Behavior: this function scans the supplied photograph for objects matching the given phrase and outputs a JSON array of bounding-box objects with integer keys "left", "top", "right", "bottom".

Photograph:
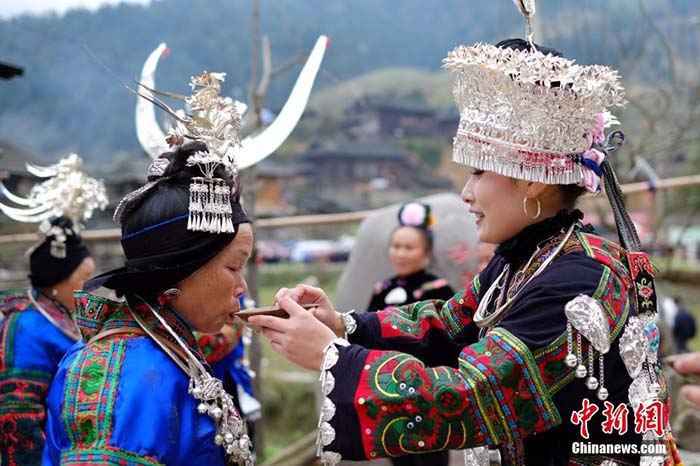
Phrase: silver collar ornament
[{"left": 132, "top": 299, "right": 254, "bottom": 465}]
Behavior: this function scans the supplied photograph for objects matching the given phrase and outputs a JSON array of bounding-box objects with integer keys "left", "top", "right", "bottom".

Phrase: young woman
[
  {"left": 251, "top": 37, "right": 681, "bottom": 466},
  {"left": 368, "top": 202, "right": 454, "bottom": 313},
  {"left": 0, "top": 156, "right": 105, "bottom": 466},
  {"left": 43, "top": 73, "right": 255, "bottom": 466}
]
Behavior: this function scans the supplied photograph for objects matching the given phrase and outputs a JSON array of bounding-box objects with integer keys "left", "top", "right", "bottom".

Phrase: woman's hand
[
  {"left": 275, "top": 284, "right": 344, "bottom": 338},
  {"left": 250, "top": 297, "right": 337, "bottom": 371},
  {"left": 674, "top": 352, "right": 700, "bottom": 408}
]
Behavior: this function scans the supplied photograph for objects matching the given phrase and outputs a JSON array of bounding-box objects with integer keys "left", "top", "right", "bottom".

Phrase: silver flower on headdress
[
  {"left": 0, "top": 153, "right": 108, "bottom": 257},
  {"left": 131, "top": 70, "right": 243, "bottom": 234}
]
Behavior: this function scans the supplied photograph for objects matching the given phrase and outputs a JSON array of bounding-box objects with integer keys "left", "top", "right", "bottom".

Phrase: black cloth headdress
[{"left": 85, "top": 142, "right": 250, "bottom": 296}]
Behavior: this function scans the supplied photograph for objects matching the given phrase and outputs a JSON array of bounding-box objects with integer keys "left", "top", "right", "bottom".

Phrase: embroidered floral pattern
[
  {"left": 61, "top": 445, "right": 164, "bottom": 465},
  {"left": 62, "top": 338, "right": 129, "bottom": 449},
  {"left": 197, "top": 322, "right": 243, "bottom": 364},
  {"left": 344, "top": 327, "right": 559, "bottom": 460},
  {"left": 0, "top": 289, "right": 76, "bottom": 465},
  {"left": 376, "top": 278, "right": 479, "bottom": 340}
]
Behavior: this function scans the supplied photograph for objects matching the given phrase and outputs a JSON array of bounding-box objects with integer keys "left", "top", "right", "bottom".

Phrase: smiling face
[
  {"left": 461, "top": 169, "right": 570, "bottom": 244},
  {"left": 461, "top": 169, "right": 533, "bottom": 244},
  {"left": 172, "top": 223, "right": 253, "bottom": 333},
  {"left": 388, "top": 226, "right": 431, "bottom": 278}
]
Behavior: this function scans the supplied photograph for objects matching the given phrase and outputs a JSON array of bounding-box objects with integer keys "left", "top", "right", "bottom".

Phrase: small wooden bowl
[{"left": 236, "top": 303, "right": 318, "bottom": 323}]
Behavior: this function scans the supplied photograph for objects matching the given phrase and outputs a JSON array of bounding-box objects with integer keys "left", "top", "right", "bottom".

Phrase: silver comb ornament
[{"left": 0, "top": 153, "right": 108, "bottom": 257}]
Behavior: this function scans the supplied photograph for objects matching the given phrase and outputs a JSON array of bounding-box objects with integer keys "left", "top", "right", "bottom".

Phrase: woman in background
[
  {"left": 0, "top": 155, "right": 106, "bottom": 466},
  {"left": 366, "top": 201, "right": 454, "bottom": 466},
  {"left": 368, "top": 201, "right": 454, "bottom": 313}
]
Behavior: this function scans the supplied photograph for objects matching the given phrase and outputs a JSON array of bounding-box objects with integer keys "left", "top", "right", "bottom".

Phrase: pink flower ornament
[
  {"left": 580, "top": 148, "right": 606, "bottom": 193},
  {"left": 399, "top": 202, "right": 428, "bottom": 227}
]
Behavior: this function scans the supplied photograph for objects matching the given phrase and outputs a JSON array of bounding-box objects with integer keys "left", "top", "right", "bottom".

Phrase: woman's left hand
[{"left": 249, "top": 297, "right": 337, "bottom": 371}]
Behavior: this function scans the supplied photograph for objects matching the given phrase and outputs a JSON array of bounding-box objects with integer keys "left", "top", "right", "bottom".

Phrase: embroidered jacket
[
  {"left": 43, "top": 293, "right": 227, "bottom": 466},
  {"left": 367, "top": 269, "right": 454, "bottom": 312},
  {"left": 0, "top": 289, "right": 80, "bottom": 466},
  {"left": 322, "top": 213, "right": 681, "bottom": 466}
]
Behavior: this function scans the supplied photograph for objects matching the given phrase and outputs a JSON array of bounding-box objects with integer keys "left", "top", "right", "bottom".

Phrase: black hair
[
  {"left": 560, "top": 184, "right": 588, "bottom": 209},
  {"left": 391, "top": 225, "right": 434, "bottom": 254},
  {"left": 495, "top": 38, "right": 565, "bottom": 58}
]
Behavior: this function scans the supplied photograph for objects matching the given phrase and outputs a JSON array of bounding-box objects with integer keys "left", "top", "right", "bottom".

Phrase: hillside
[{"left": 0, "top": 0, "right": 697, "bottom": 164}]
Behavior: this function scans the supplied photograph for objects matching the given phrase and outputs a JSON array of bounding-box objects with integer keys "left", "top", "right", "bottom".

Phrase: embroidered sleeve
[
  {"left": 0, "top": 312, "right": 54, "bottom": 465},
  {"left": 322, "top": 327, "right": 560, "bottom": 461},
  {"left": 57, "top": 447, "right": 165, "bottom": 465},
  {"left": 0, "top": 368, "right": 51, "bottom": 466},
  {"left": 349, "top": 277, "right": 481, "bottom": 366}
]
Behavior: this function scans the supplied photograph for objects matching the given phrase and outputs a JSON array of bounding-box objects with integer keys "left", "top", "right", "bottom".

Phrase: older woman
[
  {"left": 252, "top": 31, "right": 682, "bottom": 466},
  {"left": 0, "top": 156, "right": 106, "bottom": 466},
  {"left": 43, "top": 73, "right": 254, "bottom": 466}
]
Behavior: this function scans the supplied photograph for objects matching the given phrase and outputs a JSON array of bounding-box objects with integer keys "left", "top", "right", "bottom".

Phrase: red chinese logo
[
  {"left": 601, "top": 401, "right": 629, "bottom": 435},
  {"left": 634, "top": 400, "right": 665, "bottom": 437},
  {"left": 570, "top": 398, "right": 599, "bottom": 439},
  {"left": 572, "top": 398, "right": 666, "bottom": 438}
]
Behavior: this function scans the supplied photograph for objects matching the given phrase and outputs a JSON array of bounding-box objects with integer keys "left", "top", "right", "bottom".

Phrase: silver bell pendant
[
  {"left": 575, "top": 365, "right": 587, "bottom": 378},
  {"left": 564, "top": 353, "right": 578, "bottom": 368},
  {"left": 585, "top": 377, "right": 599, "bottom": 390},
  {"left": 597, "top": 387, "right": 609, "bottom": 401}
]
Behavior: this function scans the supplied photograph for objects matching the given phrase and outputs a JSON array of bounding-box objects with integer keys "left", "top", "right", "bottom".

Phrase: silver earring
[
  {"left": 522, "top": 196, "right": 541, "bottom": 220},
  {"left": 163, "top": 288, "right": 181, "bottom": 299},
  {"left": 51, "top": 288, "right": 58, "bottom": 297}
]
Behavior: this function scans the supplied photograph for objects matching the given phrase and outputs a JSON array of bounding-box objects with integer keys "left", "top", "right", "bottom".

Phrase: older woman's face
[
  {"left": 461, "top": 170, "right": 530, "bottom": 244},
  {"left": 54, "top": 256, "right": 95, "bottom": 312},
  {"left": 174, "top": 223, "right": 253, "bottom": 333},
  {"left": 388, "top": 226, "right": 431, "bottom": 278}
]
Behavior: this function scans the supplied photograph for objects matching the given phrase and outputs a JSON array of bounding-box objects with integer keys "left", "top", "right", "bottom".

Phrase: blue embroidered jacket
[
  {"left": 43, "top": 293, "right": 227, "bottom": 466},
  {"left": 0, "top": 289, "right": 79, "bottom": 466}
]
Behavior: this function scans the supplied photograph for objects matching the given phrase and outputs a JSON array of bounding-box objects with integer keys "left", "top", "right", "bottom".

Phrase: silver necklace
[
  {"left": 129, "top": 297, "right": 254, "bottom": 466},
  {"left": 27, "top": 288, "right": 80, "bottom": 341},
  {"left": 474, "top": 223, "right": 576, "bottom": 329}
]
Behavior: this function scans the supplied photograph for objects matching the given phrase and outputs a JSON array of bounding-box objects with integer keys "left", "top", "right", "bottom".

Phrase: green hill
[{"left": 0, "top": 0, "right": 697, "bottom": 164}]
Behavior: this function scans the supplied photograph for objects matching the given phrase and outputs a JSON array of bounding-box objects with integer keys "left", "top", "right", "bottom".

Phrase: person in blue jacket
[
  {"left": 0, "top": 153, "right": 106, "bottom": 466},
  {"left": 44, "top": 73, "right": 256, "bottom": 466}
]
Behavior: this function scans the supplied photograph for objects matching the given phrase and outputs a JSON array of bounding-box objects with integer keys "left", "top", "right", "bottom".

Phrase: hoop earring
[
  {"left": 158, "top": 288, "right": 181, "bottom": 306},
  {"left": 523, "top": 196, "right": 541, "bottom": 220}
]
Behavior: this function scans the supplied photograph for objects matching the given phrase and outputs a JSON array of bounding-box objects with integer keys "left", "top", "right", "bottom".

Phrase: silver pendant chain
[
  {"left": 27, "top": 287, "right": 80, "bottom": 341},
  {"left": 129, "top": 297, "right": 254, "bottom": 466},
  {"left": 474, "top": 223, "right": 576, "bottom": 329}
]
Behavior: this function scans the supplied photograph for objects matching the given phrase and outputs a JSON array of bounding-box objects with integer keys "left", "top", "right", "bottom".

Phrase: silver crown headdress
[
  {"left": 443, "top": 2, "right": 625, "bottom": 185},
  {"left": 132, "top": 71, "right": 243, "bottom": 234},
  {"left": 0, "top": 153, "right": 108, "bottom": 258}
]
